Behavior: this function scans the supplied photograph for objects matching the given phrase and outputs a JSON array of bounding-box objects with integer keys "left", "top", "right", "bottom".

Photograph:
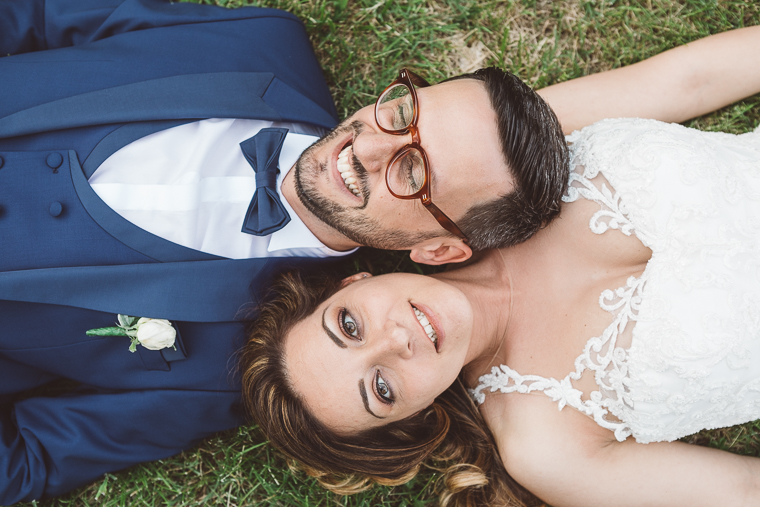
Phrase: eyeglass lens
[
  {"left": 376, "top": 84, "right": 414, "bottom": 130},
  {"left": 387, "top": 147, "right": 425, "bottom": 196},
  {"left": 377, "top": 84, "right": 426, "bottom": 197}
]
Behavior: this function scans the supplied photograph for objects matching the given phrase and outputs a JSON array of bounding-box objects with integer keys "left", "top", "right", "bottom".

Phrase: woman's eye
[
  {"left": 339, "top": 309, "right": 359, "bottom": 339},
  {"left": 375, "top": 371, "right": 393, "bottom": 403}
]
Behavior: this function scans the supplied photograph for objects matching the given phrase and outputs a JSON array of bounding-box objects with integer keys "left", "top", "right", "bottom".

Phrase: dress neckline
[{"left": 470, "top": 154, "right": 650, "bottom": 442}]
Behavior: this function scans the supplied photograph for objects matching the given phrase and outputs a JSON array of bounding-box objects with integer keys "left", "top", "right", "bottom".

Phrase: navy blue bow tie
[{"left": 240, "top": 127, "right": 291, "bottom": 236}]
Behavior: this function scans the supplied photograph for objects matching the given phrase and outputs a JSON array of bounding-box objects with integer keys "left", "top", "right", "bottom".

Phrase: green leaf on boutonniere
[
  {"left": 86, "top": 327, "right": 129, "bottom": 337},
  {"left": 87, "top": 314, "right": 175, "bottom": 353},
  {"left": 118, "top": 314, "right": 139, "bottom": 328}
]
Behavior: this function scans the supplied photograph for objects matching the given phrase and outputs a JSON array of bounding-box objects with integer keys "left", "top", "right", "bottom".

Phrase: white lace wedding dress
[{"left": 472, "top": 118, "right": 760, "bottom": 443}]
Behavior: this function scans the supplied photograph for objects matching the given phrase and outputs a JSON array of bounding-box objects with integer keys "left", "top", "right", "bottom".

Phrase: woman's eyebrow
[
  {"left": 322, "top": 307, "right": 347, "bottom": 349},
  {"left": 358, "top": 379, "right": 384, "bottom": 419}
]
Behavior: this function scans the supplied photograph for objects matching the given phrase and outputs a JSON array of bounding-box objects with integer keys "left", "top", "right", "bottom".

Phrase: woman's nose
[{"left": 379, "top": 321, "right": 413, "bottom": 360}]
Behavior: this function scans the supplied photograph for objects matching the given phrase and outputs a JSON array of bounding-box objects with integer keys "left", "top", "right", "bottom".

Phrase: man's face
[{"left": 294, "top": 78, "right": 512, "bottom": 250}]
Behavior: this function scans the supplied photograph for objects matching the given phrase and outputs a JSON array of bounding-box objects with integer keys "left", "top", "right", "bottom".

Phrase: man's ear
[
  {"left": 340, "top": 272, "right": 372, "bottom": 288},
  {"left": 409, "top": 239, "right": 472, "bottom": 266}
]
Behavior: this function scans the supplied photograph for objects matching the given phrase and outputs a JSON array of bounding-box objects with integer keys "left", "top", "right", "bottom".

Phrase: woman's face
[{"left": 284, "top": 272, "right": 474, "bottom": 434}]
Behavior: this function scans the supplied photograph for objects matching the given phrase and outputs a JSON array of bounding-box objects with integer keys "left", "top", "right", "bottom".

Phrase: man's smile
[
  {"left": 328, "top": 132, "right": 364, "bottom": 204},
  {"left": 337, "top": 144, "right": 362, "bottom": 198}
]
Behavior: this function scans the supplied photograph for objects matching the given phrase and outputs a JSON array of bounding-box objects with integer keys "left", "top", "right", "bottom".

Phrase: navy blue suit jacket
[{"left": 0, "top": 0, "right": 338, "bottom": 502}]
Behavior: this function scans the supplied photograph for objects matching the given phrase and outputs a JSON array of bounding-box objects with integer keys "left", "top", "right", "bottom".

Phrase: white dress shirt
[{"left": 89, "top": 118, "right": 354, "bottom": 259}]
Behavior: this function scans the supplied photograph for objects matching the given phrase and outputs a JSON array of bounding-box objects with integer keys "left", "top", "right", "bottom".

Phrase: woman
[{"left": 240, "top": 27, "right": 760, "bottom": 506}]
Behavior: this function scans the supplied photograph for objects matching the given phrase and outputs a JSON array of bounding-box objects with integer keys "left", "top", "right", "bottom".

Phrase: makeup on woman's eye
[
  {"left": 374, "top": 370, "right": 394, "bottom": 404},
  {"left": 338, "top": 308, "right": 360, "bottom": 340}
]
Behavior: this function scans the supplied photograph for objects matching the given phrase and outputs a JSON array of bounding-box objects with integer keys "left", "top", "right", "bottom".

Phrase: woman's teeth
[
  {"left": 337, "top": 145, "right": 361, "bottom": 197},
  {"left": 413, "top": 306, "right": 438, "bottom": 346}
]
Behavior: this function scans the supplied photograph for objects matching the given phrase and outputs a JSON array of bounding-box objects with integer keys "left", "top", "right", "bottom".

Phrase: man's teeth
[
  {"left": 337, "top": 145, "right": 361, "bottom": 197},
  {"left": 413, "top": 306, "right": 438, "bottom": 345}
]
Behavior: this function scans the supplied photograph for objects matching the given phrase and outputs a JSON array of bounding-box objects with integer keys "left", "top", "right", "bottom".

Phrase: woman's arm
[
  {"left": 524, "top": 432, "right": 760, "bottom": 506},
  {"left": 494, "top": 395, "right": 760, "bottom": 507},
  {"left": 538, "top": 25, "right": 760, "bottom": 134}
]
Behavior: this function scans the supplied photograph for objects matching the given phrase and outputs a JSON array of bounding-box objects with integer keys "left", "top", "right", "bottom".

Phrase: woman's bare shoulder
[
  {"left": 479, "top": 391, "right": 615, "bottom": 476},
  {"left": 481, "top": 389, "right": 760, "bottom": 507}
]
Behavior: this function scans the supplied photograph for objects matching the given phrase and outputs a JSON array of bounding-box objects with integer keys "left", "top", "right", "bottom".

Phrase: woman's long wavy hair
[{"left": 239, "top": 270, "right": 541, "bottom": 507}]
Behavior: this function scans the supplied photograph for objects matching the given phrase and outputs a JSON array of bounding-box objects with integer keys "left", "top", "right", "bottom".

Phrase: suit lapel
[
  {"left": 0, "top": 72, "right": 338, "bottom": 140},
  {"left": 0, "top": 256, "right": 331, "bottom": 322},
  {"left": 0, "top": 259, "right": 271, "bottom": 323}
]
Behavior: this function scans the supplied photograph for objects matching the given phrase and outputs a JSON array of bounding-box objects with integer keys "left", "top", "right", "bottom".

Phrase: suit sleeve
[
  {"left": 0, "top": 389, "right": 242, "bottom": 504},
  {"left": 0, "top": 0, "right": 124, "bottom": 55},
  {"left": 0, "top": 0, "right": 301, "bottom": 56}
]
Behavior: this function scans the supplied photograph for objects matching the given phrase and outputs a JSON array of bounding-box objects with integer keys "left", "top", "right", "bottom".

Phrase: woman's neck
[
  {"left": 433, "top": 248, "right": 515, "bottom": 369},
  {"left": 433, "top": 224, "right": 566, "bottom": 382}
]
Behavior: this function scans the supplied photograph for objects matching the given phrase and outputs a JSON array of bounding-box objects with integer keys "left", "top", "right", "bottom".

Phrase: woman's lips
[{"left": 411, "top": 302, "right": 444, "bottom": 353}]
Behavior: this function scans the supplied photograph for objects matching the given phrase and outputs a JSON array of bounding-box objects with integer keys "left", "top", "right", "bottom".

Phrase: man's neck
[{"left": 281, "top": 165, "right": 360, "bottom": 252}]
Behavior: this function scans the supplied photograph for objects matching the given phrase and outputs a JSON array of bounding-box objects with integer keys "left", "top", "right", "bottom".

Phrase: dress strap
[{"left": 470, "top": 364, "right": 633, "bottom": 441}]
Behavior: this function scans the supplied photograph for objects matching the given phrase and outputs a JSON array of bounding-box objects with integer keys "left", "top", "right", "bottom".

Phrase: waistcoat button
[
  {"left": 46, "top": 153, "right": 63, "bottom": 170},
  {"left": 49, "top": 202, "right": 64, "bottom": 217}
]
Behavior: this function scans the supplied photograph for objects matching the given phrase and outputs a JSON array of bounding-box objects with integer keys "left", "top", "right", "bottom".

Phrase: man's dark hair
[{"left": 450, "top": 67, "right": 569, "bottom": 251}]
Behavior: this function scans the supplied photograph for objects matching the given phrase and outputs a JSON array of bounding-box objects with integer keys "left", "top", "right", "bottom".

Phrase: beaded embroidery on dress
[{"left": 471, "top": 118, "right": 760, "bottom": 443}]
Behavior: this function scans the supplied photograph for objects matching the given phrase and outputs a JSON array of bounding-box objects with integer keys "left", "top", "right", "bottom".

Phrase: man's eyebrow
[
  {"left": 359, "top": 379, "right": 385, "bottom": 419},
  {"left": 322, "top": 307, "right": 347, "bottom": 349}
]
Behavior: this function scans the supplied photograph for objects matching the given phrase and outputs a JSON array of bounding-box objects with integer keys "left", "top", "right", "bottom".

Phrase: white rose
[{"left": 135, "top": 318, "right": 176, "bottom": 350}]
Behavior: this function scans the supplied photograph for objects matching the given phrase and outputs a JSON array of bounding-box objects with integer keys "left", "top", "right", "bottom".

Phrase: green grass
[{"left": 20, "top": 0, "right": 760, "bottom": 505}]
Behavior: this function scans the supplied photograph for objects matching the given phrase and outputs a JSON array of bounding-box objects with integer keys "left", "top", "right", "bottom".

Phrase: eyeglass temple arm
[
  {"left": 423, "top": 202, "right": 469, "bottom": 243},
  {"left": 401, "top": 68, "right": 430, "bottom": 88},
  {"left": 409, "top": 74, "right": 430, "bottom": 88}
]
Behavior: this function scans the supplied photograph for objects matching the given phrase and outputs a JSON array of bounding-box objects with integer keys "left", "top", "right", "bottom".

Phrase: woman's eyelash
[
  {"left": 374, "top": 370, "right": 394, "bottom": 404},
  {"left": 336, "top": 309, "right": 392, "bottom": 404},
  {"left": 338, "top": 308, "right": 360, "bottom": 339}
]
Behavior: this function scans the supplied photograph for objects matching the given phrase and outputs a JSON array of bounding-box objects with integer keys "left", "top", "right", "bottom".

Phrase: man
[
  {"left": 1, "top": 1, "right": 343, "bottom": 503},
  {"left": 2, "top": 0, "right": 755, "bottom": 502}
]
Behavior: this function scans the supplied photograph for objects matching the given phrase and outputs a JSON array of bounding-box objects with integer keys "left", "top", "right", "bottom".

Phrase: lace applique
[
  {"left": 471, "top": 163, "right": 644, "bottom": 442},
  {"left": 564, "top": 170, "right": 635, "bottom": 237},
  {"left": 471, "top": 118, "right": 760, "bottom": 443}
]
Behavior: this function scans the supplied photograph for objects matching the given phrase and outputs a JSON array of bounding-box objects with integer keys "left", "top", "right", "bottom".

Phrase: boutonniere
[{"left": 87, "top": 314, "right": 176, "bottom": 353}]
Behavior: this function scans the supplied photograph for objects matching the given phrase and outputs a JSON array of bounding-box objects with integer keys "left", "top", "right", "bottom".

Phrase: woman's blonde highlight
[{"left": 239, "top": 271, "right": 542, "bottom": 506}]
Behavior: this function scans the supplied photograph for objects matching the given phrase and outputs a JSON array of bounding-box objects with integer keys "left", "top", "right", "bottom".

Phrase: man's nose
[{"left": 352, "top": 130, "right": 410, "bottom": 174}]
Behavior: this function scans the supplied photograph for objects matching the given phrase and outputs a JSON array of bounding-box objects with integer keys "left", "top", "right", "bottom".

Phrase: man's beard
[{"left": 294, "top": 120, "right": 434, "bottom": 250}]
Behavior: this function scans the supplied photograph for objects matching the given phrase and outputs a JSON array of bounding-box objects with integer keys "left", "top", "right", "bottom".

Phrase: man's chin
[
  {"left": 294, "top": 174, "right": 430, "bottom": 250},
  {"left": 294, "top": 166, "right": 352, "bottom": 234}
]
